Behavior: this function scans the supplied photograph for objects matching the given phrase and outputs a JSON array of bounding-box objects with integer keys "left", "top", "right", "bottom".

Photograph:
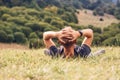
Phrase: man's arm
[
  {"left": 81, "top": 29, "right": 93, "bottom": 47},
  {"left": 43, "top": 31, "right": 58, "bottom": 48},
  {"left": 43, "top": 31, "right": 67, "bottom": 48},
  {"left": 69, "top": 29, "right": 93, "bottom": 47}
]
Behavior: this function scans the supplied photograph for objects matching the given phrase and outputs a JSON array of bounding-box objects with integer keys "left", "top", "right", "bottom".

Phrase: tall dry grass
[{"left": 0, "top": 47, "right": 120, "bottom": 80}]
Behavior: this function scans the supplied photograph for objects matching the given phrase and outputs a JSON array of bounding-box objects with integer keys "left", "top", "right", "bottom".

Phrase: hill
[
  {"left": 0, "top": 1, "right": 120, "bottom": 46},
  {"left": 1, "top": 0, "right": 120, "bottom": 20},
  {"left": 76, "top": 9, "right": 120, "bottom": 27}
]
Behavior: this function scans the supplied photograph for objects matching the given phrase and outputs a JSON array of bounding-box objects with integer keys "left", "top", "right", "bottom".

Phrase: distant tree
[
  {"left": 0, "top": 7, "right": 9, "bottom": 17},
  {"left": 50, "top": 20, "right": 64, "bottom": 29},
  {"left": 99, "top": 18, "right": 104, "bottom": 21},
  {"left": 1, "top": 14, "right": 11, "bottom": 21},
  {"left": 93, "top": 33, "right": 102, "bottom": 46},
  {"left": 0, "top": 30, "right": 8, "bottom": 42},
  {"left": 29, "top": 32, "right": 38, "bottom": 39},
  {"left": 44, "top": 17, "right": 52, "bottom": 23},
  {"left": 114, "top": 8, "right": 120, "bottom": 19},
  {"left": 36, "top": 32, "right": 43, "bottom": 38},
  {"left": 4, "top": 28, "right": 13, "bottom": 34},
  {"left": 105, "top": 6, "right": 115, "bottom": 15},
  {"left": 37, "top": 0, "right": 47, "bottom": 8},
  {"left": 73, "top": 1, "right": 82, "bottom": 9},
  {"left": 7, "top": 17, "right": 27, "bottom": 25},
  {"left": 95, "top": 7, "right": 104, "bottom": 16},
  {"left": 14, "top": 32, "right": 27, "bottom": 44},
  {"left": 12, "top": 27, "right": 22, "bottom": 33},
  {"left": 80, "top": 0, "right": 91, "bottom": 8},
  {"left": 25, "top": 22, "right": 42, "bottom": 31},
  {"left": 93, "top": 11, "right": 97, "bottom": 16},
  {"left": 57, "top": 8, "right": 64, "bottom": 15},
  {"left": 7, "top": 34, "right": 14, "bottom": 43},
  {"left": 44, "top": 6, "right": 58, "bottom": 14},
  {"left": 89, "top": 1, "right": 99, "bottom": 10},
  {"left": 2, "top": 0, "right": 12, "bottom": 7},
  {"left": 87, "top": 25, "right": 102, "bottom": 33},
  {"left": 27, "top": 9, "right": 40, "bottom": 16},
  {"left": 45, "top": 0, "right": 61, "bottom": 7},
  {"left": 1, "top": 0, "right": 33, "bottom": 7},
  {"left": 29, "top": 38, "right": 41, "bottom": 49},
  {"left": 21, "top": 27, "right": 32, "bottom": 38},
  {"left": 102, "top": 37, "right": 116, "bottom": 46},
  {"left": 116, "top": 0, "right": 120, "bottom": 7},
  {"left": 61, "top": 12, "right": 78, "bottom": 23},
  {"left": 115, "top": 34, "right": 120, "bottom": 46},
  {"left": 40, "top": 11, "right": 52, "bottom": 17}
]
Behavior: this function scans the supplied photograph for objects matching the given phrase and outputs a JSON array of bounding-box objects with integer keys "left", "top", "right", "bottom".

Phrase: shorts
[
  {"left": 74, "top": 44, "right": 91, "bottom": 58},
  {"left": 47, "top": 44, "right": 91, "bottom": 58}
]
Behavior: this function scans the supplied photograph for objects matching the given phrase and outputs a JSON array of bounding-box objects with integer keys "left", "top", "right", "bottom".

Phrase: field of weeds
[{"left": 0, "top": 47, "right": 120, "bottom": 80}]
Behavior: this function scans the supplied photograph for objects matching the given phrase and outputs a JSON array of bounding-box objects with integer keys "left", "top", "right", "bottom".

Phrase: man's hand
[
  {"left": 56, "top": 31, "right": 65, "bottom": 44},
  {"left": 56, "top": 30, "right": 73, "bottom": 44},
  {"left": 56, "top": 27, "right": 81, "bottom": 45},
  {"left": 68, "top": 30, "right": 80, "bottom": 43}
]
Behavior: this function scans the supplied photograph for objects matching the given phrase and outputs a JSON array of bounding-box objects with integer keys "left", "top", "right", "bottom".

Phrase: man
[{"left": 43, "top": 26, "right": 93, "bottom": 58}]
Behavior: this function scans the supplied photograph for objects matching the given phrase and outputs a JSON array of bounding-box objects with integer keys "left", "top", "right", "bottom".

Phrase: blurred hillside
[
  {"left": 0, "top": 0, "right": 120, "bottom": 47},
  {"left": 1, "top": 0, "right": 120, "bottom": 19},
  {"left": 76, "top": 9, "right": 119, "bottom": 27}
]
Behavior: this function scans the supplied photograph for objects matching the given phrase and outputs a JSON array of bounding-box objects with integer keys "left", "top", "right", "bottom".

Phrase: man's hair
[{"left": 58, "top": 26, "right": 76, "bottom": 46}]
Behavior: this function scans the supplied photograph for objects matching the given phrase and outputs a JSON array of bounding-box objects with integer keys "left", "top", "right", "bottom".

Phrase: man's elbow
[
  {"left": 85, "top": 29, "right": 93, "bottom": 38},
  {"left": 89, "top": 29, "right": 93, "bottom": 38},
  {"left": 89, "top": 29, "right": 93, "bottom": 34},
  {"left": 43, "top": 32, "right": 48, "bottom": 40}
]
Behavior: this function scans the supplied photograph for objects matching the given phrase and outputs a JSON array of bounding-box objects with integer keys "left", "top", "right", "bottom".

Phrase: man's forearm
[
  {"left": 43, "top": 31, "right": 59, "bottom": 48},
  {"left": 43, "top": 31, "right": 58, "bottom": 40},
  {"left": 81, "top": 29, "right": 93, "bottom": 38},
  {"left": 71, "top": 29, "right": 93, "bottom": 39},
  {"left": 80, "top": 29, "right": 93, "bottom": 46}
]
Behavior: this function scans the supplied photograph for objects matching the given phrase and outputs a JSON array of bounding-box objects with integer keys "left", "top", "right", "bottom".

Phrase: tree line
[
  {"left": 1, "top": 0, "right": 120, "bottom": 19},
  {"left": 0, "top": 0, "right": 120, "bottom": 48},
  {"left": 0, "top": 6, "right": 78, "bottom": 48}
]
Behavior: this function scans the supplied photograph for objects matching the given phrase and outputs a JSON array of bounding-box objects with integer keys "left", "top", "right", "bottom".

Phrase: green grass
[{"left": 0, "top": 47, "right": 120, "bottom": 80}]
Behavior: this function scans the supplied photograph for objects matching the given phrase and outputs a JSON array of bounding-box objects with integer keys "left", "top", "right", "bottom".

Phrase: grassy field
[
  {"left": 0, "top": 47, "right": 120, "bottom": 80},
  {"left": 76, "top": 9, "right": 120, "bottom": 27}
]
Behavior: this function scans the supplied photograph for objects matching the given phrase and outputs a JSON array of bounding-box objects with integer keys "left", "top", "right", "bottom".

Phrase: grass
[
  {"left": 0, "top": 47, "right": 120, "bottom": 80},
  {"left": 76, "top": 9, "right": 120, "bottom": 27}
]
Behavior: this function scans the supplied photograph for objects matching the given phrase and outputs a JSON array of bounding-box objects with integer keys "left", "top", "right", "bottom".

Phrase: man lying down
[{"left": 43, "top": 26, "right": 105, "bottom": 58}]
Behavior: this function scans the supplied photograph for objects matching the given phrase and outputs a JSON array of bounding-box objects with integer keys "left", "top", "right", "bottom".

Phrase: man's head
[
  {"left": 58, "top": 26, "right": 76, "bottom": 47},
  {"left": 58, "top": 26, "right": 77, "bottom": 58}
]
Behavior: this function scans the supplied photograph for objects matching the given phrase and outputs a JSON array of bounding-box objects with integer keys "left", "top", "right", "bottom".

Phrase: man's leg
[{"left": 88, "top": 49, "right": 105, "bottom": 57}]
